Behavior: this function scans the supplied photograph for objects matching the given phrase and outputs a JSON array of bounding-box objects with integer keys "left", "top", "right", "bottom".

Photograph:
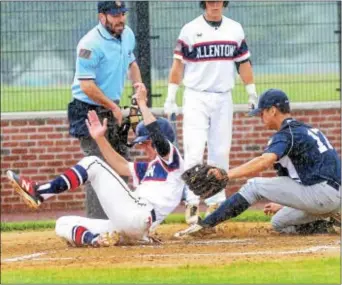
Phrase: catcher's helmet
[
  {"left": 200, "top": 1, "right": 229, "bottom": 9},
  {"left": 97, "top": 1, "right": 128, "bottom": 15},
  {"left": 132, "top": 117, "right": 175, "bottom": 145}
]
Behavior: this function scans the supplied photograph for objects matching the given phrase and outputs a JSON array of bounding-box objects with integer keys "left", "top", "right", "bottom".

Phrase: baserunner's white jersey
[
  {"left": 174, "top": 15, "right": 250, "bottom": 93},
  {"left": 129, "top": 141, "right": 184, "bottom": 228}
]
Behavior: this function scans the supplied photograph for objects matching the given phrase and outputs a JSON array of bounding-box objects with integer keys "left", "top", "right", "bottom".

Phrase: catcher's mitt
[{"left": 181, "top": 164, "right": 229, "bottom": 199}]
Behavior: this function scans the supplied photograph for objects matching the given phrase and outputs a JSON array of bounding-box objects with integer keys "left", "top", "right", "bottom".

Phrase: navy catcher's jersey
[{"left": 264, "top": 118, "right": 341, "bottom": 187}]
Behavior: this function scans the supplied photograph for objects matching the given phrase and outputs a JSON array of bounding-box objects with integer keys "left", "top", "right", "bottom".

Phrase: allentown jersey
[
  {"left": 174, "top": 15, "right": 250, "bottom": 93},
  {"left": 264, "top": 118, "right": 341, "bottom": 188},
  {"left": 128, "top": 142, "right": 184, "bottom": 228}
]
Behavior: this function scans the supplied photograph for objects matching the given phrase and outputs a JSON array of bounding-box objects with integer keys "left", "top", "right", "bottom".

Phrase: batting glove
[
  {"left": 245, "top": 84, "right": 258, "bottom": 111},
  {"left": 164, "top": 99, "right": 179, "bottom": 116},
  {"left": 248, "top": 93, "right": 258, "bottom": 111},
  {"left": 164, "top": 83, "right": 180, "bottom": 116}
]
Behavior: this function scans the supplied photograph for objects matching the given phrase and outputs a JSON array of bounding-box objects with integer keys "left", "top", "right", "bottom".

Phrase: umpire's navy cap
[
  {"left": 132, "top": 117, "right": 175, "bottom": 145},
  {"left": 98, "top": 1, "right": 128, "bottom": 15},
  {"left": 249, "top": 89, "right": 290, "bottom": 116}
]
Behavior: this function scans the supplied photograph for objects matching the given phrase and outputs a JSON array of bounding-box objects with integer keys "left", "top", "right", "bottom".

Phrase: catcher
[{"left": 175, "top": 88, "right": 341, "bottom": 237}]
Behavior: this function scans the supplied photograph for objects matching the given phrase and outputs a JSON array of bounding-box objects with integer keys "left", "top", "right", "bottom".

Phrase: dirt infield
[{"left": 2, "top": 222, "right": 340, "bottom": 270}]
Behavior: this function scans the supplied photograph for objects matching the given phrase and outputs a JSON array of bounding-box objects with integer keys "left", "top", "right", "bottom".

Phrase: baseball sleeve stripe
[
  {"left": 234, "top": 51, "right": 250, "bottom": 62},
  {"left": 174, "top": 53, "right": 183, "bottom": 60},
  {"left": 174, "top": 51, "right": 183, "bottom": 56},
  {"left": 177, "top": 39, "right": 189, "bottom": 47}
]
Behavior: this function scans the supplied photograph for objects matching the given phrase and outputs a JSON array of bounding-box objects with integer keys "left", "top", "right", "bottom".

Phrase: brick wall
[{"left": 1, "top": 107, "right": 341, "bottom": 213}]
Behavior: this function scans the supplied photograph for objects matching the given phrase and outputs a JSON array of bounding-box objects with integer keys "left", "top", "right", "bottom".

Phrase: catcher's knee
[
  {"left": 270, "top": 216, "right": 285, "bottom": 232},
  {"left": 238, "top": 178, "right": 264, "bottom": 205},
  {"left": 270, "top": 218, "right": 298, "bottom": 234},
  {"left": 270, "top": 214, "right": 295, "bottom": 233}
]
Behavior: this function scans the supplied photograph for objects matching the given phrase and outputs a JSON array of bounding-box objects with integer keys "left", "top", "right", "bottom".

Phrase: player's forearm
[
  {"left": 166, "top": 60, "right": 183, "bottom": 105},
  {"left": 128, "top": 61, "right": 142, "bottom": 84},
  {"left": 228, "top": 154, "right": 277, "bottom": 180},
  {"left": 141, "top": 104, "right": 171, "bottom": 158},
  {"left": 95, "top": 136, "right": 131, "bottom": 176},
  {"left": 239, "top": 61, "right": 254, "bottom": 85},
  {"left": 139, "top": 104, "right": 157, "bottom": 126},
  {"left": 168, "top": 59, "right": 184, "bottom": 85},
  {"left": 80, "top": 80, "right": 118, "bottom": 111}
]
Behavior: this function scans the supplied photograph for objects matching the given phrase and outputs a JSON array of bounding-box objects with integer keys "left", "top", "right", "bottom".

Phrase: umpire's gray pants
[{"left": 239, "top": 177, "right": 341, "bottom": 233}]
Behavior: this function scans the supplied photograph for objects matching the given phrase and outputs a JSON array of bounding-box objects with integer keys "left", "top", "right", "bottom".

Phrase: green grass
[
  {"left": 0, "top": 220, "right": 56, "bottom": 232},
  {"left": 2, "top": 257, "right": 340, "bottom": 284},
  {"left": 0, "top": 210, "right": 270, "bottom": 232},
  {"left": 1, "top": 74, "right": 339, "bottom": 112}
]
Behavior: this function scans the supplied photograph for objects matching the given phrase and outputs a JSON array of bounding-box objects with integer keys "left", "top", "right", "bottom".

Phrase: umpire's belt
[
  {"left": 150, "top": 209, "right": 156, "bottom": 222},
  {"left": 68, "top": 98, "right": 120, "bottom": 138},
  {"left": 327, "top": 180, "right": 340, "bottom": 191}
]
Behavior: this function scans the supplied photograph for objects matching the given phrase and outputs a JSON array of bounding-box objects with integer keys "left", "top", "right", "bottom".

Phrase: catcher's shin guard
[
  {"left": 203, "top": 193, "right": 250, "bottom": 227},
  {"left": 205, "top": 203, "right": 220, "bottom": 218}
]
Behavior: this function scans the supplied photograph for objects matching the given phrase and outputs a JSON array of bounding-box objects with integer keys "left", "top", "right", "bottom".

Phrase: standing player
[
  {"left": 164, "top": 0, "right": 258, "bottom": 223},
  {"left": 68, "top": 1, "right": 142, "bottom": 219},
  {"left": 175, "top": 89, "right": 341, "bottom": 237},
  {"left": 7, "top": 83, "right": 185, "bottom": 246}
]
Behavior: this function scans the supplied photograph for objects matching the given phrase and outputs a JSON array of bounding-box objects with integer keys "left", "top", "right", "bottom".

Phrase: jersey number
[{"left": 307, "top": 128, "right": 333, "bottom": 153}]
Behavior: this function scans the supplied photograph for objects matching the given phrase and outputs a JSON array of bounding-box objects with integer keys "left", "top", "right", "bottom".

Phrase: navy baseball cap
[
  {"left": 97, "top": 1, "right": 128, "bottom": 15},
  {"left": 132, "top": 117, "right": 175, "bottom": 145},
  {"left": 249, "top": 89, "right": 290, "bottom": 116}
]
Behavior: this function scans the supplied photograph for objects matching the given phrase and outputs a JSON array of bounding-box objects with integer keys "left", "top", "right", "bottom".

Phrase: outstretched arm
[
  {"left": 86, "top": 111, "right": 131, "bottom": 176},
  {"left": 135, "top": 83, "right": 172, "bottom": 160},
  {"left": 209, "top": 153, "right": 278, "bottom": 181},
  {"left": 228, "top": 153, "right": 277, "bottom": 180}
]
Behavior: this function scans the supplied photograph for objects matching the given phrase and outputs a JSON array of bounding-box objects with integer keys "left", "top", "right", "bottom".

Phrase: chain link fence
[{"left": 1, "top": 1, "right": 340, "bottom": 112}]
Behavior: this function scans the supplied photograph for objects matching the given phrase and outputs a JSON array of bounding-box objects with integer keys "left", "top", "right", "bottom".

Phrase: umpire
[{"left": 68, "top": 1, "right": 142, "bottom": 218}]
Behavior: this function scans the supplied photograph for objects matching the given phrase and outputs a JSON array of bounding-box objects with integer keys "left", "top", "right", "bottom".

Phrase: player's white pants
[
  {"left": 182, "top": 88, "right": 233, "bottom": 206},
  {"left": 55, "top": 156, "right": 154, "bottom": 243},
  {"left": 55, "top": 216, "right": 115, "bottom": 242},
  {"left": 239, "top": 176, "right": 341, "bottom": 233}
]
